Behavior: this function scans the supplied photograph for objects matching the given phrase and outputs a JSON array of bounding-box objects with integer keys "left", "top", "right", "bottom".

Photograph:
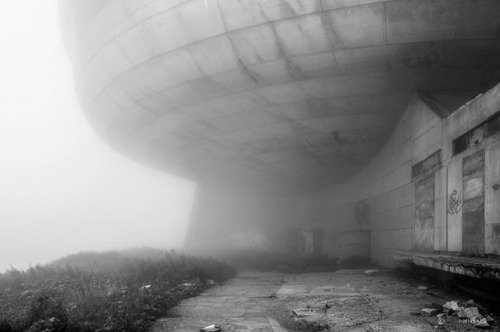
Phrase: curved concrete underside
[{"left": 62, "top": 0, "right": 500, "bottom": 193}]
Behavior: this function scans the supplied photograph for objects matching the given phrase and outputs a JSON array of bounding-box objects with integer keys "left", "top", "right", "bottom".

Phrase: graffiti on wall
[{"left": 447, "top": 189, "right": 463, "bottom": 215}]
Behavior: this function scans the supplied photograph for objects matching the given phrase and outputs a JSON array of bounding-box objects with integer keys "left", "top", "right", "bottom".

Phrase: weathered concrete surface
[
  {"left": 294, "top": 83, "right": 500, "bottom": 268},
  {"left": 61, "top": 0, "right": 500, "bottom": 193},
  {"left": 150, "top": 270, "right": 491, "bottom": 332},
  {"left": 61, "top": 0, "right": 500, "bottom": 273},
  {"left": 151, "top": 271, "right": 285, "bottom": 331},
  {"left": 394, "top": 251, "right": 500, "bottom": 279}
]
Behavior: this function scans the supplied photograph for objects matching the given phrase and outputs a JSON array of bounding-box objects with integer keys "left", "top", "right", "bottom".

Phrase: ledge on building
[{"left": 393, "top": 251, "right": 500, "bottom": 280}]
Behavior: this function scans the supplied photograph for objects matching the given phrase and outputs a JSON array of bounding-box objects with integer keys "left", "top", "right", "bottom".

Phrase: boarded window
[
  {"left": 414, "top": 174, "right": 435, "bottom": 252},
  {"left": 462, "top": 150, "right": 485, "bottom": 256},
  {"left": 453, "top": 111, "right": 500, "bottom": 155},
  {"left": 412, "top": 150, "right": 441, "bottom": 179}
]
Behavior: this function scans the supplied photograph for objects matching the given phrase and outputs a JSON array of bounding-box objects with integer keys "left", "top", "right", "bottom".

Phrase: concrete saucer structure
[{"left": 61, "top": 0, "right": 500, "bottom": 278}]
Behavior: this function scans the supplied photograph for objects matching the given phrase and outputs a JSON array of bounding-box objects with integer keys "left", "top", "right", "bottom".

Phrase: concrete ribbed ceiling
[{"left": 61, "top": 0, "right": 500, "bottom": 192}]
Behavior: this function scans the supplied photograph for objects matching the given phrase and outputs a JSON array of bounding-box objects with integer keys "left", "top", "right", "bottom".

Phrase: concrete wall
[
  {"left": 303, "top": 83, "right": 500, "bottom": 266},
  {"left": 185, "top": 84, "right": 500, "bottom": 267}
]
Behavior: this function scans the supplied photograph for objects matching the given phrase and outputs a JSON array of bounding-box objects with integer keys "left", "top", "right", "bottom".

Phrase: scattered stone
[
  {"left": 140, "top": 284, "right": 151, "bottom": 291},
  {"left": 200, "top": 324, "right": 221, "bottom": 332},
  {"left": 421, "top": 308, "right": 439, "bottom": 316},
  {"left": 458, "top": 306, "right": 481, "bottom": 320},
  {"left": 443, "top": 301, "right": 460, "bottom": 312},
  {"left": 418, "top": 285, "right": 428, "bottom": 291},
  {"left": 364, "top": 269, "right": 379, "bottom": 276},
  {"left": 264, "top": 293, "right": 276, "bottom": 299},
  {"left": 428, "top": 303, "right": 443, "bottom": 310},
  {"left": 436, "top": 313, "right": 447, "bottom": 326},
  {"left": 293, "top": 308, "right": 318, "bottom": 318},
  {"left": 463, "top": 299, "right": 487, "bottom": 314}
]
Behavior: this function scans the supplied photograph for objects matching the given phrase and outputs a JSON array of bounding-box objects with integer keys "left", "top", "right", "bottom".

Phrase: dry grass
[{"left": 0, "top": 250, "right": 235, "bottom": 331}]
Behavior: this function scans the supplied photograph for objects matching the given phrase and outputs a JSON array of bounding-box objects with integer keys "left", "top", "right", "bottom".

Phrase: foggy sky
[{"left": 0, "top": 1, "right": 196, "bottom": 271}]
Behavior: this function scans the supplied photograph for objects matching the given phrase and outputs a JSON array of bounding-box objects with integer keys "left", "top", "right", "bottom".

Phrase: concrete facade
[
  {"left": 61, "top": 0, "right": 500, "bottom": 277},
  {"left": 181, "top": 83, "right": 500, "bottom": 276},
  {"left": 307, "top": 83, "right": 500, "bottom": 268},
  {"left": 60, "top": 0, "right": 500, "bottom": 192}
]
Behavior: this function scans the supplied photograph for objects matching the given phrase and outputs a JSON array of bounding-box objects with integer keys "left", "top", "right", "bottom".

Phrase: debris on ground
[
  {"left": 417, "top": 298, "right": 497, "bottom": 329},
  {"left": 139, "top": 284, "right": 152, "bottom": 291},
  {"left": 443, "top": 300, "right": 459, "bottom": 312},
  {"left": 458, "top": 306, "right": 481, "bottom": 320},
  {"left": 436, "top": 313, "right": 447, "bottom": 326},
  {"left": 463, "top": 299, "right": 487, "bottom": 314},
  {"left": 291, "top": 307, "right": 330, "bottom": 331},
  {"left": 200, "top": 324, "right": 221, "bottom": 332},
  {"left": 418, "top": 285, "right": 428, "bottom": 291},
  {"left": 364, "top": 269, "right": 379, "bottom": 276},
  {"left": 206, "top": 279, "right": 217, "bottom": 286},
  {"left": 264, "top": 292, "right": 277, "bottom": 299},
  {"left": 421, "top": 308, "right": 440, "bottom": 316},
  {"left": 292, "top": 308, "right": 320, "bottom": 318},
  {"left": 286, "top": 295, "right": 382, "bottom": 330}
]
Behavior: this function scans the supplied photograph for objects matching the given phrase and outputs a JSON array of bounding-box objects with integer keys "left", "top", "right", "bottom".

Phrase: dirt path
[{"left": 151, "top": 269, "right": 498, "bottom": 332}]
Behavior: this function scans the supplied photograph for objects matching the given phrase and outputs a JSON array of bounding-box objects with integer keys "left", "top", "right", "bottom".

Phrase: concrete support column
[{"left": 183, "top": 183, "right": 289, "bottom": 256}]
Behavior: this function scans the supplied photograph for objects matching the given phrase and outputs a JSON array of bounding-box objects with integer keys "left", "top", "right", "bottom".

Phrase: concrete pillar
[{"left": 183, "top": 183, "right": 289, "bottom": 256}]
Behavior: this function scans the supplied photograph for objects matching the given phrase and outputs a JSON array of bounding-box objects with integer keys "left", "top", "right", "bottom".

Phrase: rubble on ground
[
  {"left": 200, "top": 324, "right": 221, "bottom": 332},
  {"left": 364, "top": 269, "right": 379, "bottom": 276},
  {"left": 437, "top": 313, "right": 447, "bottom": 326},
  {"left": 443, "top": 300, "right": 459, "bottom": 312},
  {"left": 205, "top": 279, "right": 217, "bottom": 286},
  {"left": 421, "top": 308, "right": 440, "bottom": 316},
  {"left": 458, "top": 306, "right": 481, "bottom": 320},
  {"left": 418, "top": 299, "right": 497, "bottom": 329},
  {"left": 292, "top": 307, "right": 322, "bottom": 318}
]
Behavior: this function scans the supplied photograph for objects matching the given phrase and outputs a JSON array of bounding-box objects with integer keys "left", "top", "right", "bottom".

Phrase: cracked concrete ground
[
  {"left": 151, "top": 272, "right": 285, "bottom": 332},
  {"left": 150, "top": 270, "right": 499, "bottom": 332}
]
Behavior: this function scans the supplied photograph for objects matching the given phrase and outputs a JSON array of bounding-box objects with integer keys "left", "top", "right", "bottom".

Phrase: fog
[{"left": 0, "top": 1, "right": 196, "bottom": 272}]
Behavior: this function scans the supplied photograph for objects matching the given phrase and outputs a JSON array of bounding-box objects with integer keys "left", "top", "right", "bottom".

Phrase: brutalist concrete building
[{"left": 61, "top": 0, "right": 500, "bottom": 279}]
